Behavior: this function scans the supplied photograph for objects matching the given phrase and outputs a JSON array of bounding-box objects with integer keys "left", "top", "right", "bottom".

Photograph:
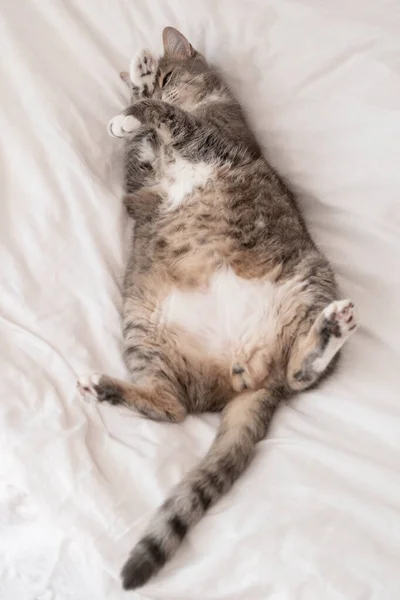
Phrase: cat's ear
[
  {"left": 120, "top": 71, "right": 132, "bottom": 87},
  {"left": 163, "top": 27, "right": 194, "bottom": 59}
]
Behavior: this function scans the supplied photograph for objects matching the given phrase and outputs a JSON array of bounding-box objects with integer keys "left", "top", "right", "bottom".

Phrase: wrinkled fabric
[{"left": 1, "top": 1, "right": 400, "bottom": 598}]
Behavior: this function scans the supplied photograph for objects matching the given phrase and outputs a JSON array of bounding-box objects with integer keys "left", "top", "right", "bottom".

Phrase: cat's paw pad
[
  {"left": 130, "top": 48, "right": 157, "bottom": 94},
  {"left": 322, "top": 300, "right": 358, "bottom": 338},
  {"left": 77, "top": 373, "right": 102, "bottom": 401},
  {"left": 107, "top": 114, "right": 141, "bottom": 138}
]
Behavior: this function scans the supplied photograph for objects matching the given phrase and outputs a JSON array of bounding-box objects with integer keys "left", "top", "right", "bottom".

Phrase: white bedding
[{"left": 1, "top": 1, "right": 400, "bottom": 598}]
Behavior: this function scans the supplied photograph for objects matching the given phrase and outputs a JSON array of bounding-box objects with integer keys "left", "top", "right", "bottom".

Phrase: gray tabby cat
[{"left": 78, "top": 27, "right": 358, "bottom": 590}]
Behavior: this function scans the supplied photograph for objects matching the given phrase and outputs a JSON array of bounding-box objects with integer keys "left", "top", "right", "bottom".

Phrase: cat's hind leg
[
  {"left": 287, "top": 299, "right": 358, "bottom": 391},
  {"left": 77, "top": 323, "right": 189, "bottom": 423},
  {"left": 77, "top": 374, "right": 187, "bottom": 423}
]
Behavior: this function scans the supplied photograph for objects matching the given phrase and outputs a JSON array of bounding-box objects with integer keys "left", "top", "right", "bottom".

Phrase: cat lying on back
[{"left": 78, "top": 27, "right": 358, "bottom": 590}]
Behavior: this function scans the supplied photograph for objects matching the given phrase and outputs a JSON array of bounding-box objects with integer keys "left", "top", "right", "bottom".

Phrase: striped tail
[{"left": 121, "top": 388, "right": 277, "bottom": 590}]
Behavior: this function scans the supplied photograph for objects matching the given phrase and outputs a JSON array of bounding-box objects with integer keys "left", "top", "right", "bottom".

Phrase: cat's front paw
[
  {"left": 130, "top": 48, "right": 157, "bottom": 96},
  {"left": 107, "top": 114, "right": 141, "bottom": 138}
]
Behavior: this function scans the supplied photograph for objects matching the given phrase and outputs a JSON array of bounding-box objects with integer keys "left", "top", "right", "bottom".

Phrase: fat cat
[{"left": 78, "top": 27, "right": 358, "bottom": 590}]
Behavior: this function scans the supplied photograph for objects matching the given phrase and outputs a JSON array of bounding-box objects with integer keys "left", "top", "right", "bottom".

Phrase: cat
[{"left": 77, "top": 27, "right": 358, "bottom": 590}]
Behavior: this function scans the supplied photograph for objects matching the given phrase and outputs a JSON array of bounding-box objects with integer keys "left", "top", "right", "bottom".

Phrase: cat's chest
[{"left": 159, "top": 154, "right": 213, "bottom": 211}]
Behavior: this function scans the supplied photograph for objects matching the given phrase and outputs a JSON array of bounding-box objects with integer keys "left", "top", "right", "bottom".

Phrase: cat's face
[
  {"left": 152, "top": 50, "right": 208, "bottom": 107},
  {"left": 152, "top": 28, "right": 207, "bottom": 107},
  {"left": 121, "top": 28, "right": 208, "bottom": 109}
]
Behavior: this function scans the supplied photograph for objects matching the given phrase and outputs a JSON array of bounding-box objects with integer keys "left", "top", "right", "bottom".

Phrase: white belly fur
[{"left": 160, "top": 267, "right": 306, "bottom": 360}]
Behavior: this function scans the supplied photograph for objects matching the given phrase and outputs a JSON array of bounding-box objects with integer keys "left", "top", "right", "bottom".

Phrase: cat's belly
[{"left": 160, "top": 267, "right": 305, "bottom": 360}]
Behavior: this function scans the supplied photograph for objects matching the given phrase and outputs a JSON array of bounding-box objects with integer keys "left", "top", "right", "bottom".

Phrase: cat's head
[
  {"left": 121, "top": 28, "right": 212, "bottom": 109},
  {"left": 153, "top": 27, "right": 208, "bottom": 106}
]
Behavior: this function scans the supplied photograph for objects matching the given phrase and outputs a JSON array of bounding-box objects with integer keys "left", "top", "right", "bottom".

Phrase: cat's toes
[
  {"left": 107, "top": 114, "right": 141, "bottom": 138},
  {"left": 231, "top": 364, "right": 247, "bottom": 392},
  {"left": 130, "top": 48, "right": 157, "bottom": 94},
  {"left": 231, "top": 348, "right": 269, "bottom": 392},
  {"left": 230, "top": 363, "right": 259, "bottom": 392},
  {"left": 77, "top": 373, "right": 102, "bottom": 401},
  {"left": 322, "top": 299, "right": 359, "bottom": 338},
  {"left": 77, "top": 374, "right": 125, "bottom": 405}
]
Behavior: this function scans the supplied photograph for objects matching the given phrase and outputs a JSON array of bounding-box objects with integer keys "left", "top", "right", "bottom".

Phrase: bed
[{"left": 1, "top": 1, "right": 400, "bottom": 598}]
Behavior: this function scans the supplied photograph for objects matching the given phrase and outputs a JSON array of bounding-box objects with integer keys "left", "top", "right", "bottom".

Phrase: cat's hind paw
[
  {"left": 231, "top": 348, "right": 270, "bottom": 393},
  {"left": 77, "top": 373, "right": 102, "bottom": 402},
  {"left": 230, "top": 362, "right": 260, "bottom": 393},
  {"left": 77, "top": 373, "right": 125, "bottom": 406},
  {"left": 322, "top": 299, "right": 359, "bottom": 339}
]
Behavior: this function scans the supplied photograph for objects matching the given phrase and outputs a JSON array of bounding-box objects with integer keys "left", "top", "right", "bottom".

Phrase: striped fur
[
  {"left": 121, "top": 389, "right": 275, "bottom": 589},
  {"left": 78, "top": 27, "right": 359, "bottom": 590}
]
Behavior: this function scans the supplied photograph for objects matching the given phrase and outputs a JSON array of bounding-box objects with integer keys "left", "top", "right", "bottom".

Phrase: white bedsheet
[{"left": 1, "top": 1, "right": 400, "bottom": 598}]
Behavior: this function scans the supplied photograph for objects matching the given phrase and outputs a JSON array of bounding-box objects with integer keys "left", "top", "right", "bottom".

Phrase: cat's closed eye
[{"left": 161, "top": 71, "right": 173, "bottom": 87}]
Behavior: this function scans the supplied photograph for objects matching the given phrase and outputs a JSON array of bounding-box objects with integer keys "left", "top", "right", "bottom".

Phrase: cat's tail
[{"left": 121, "top": 388, "right": 277, "bottom": 590}]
